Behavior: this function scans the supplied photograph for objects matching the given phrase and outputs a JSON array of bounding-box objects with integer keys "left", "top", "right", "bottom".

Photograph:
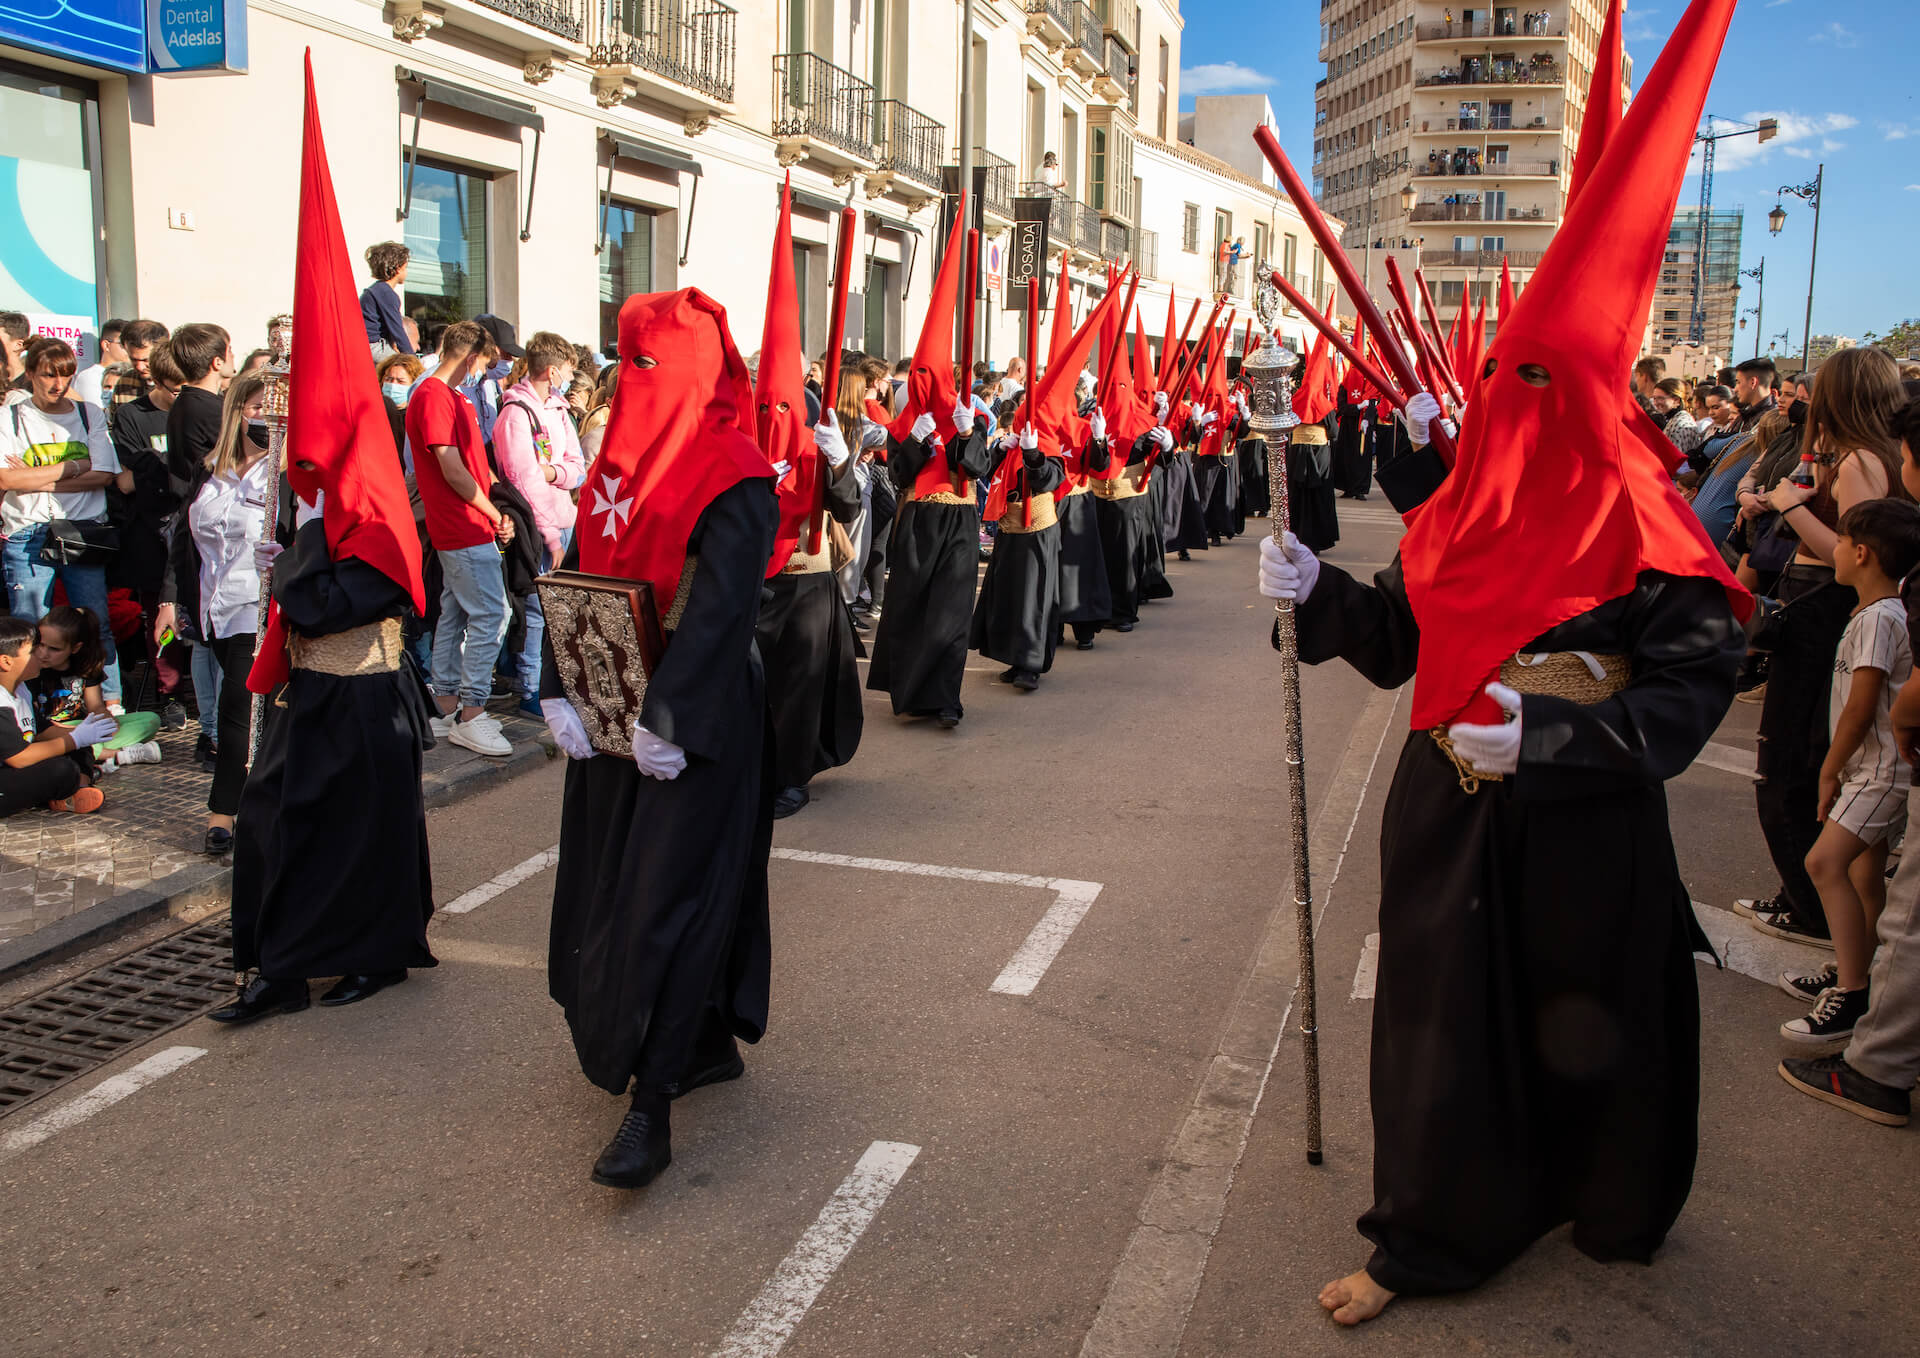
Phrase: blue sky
[{"left": 1177, "top": 0, "right": 1919, "bottom": 350}]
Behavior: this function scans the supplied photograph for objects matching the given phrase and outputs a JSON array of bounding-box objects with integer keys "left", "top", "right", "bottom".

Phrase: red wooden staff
[
  {"left": 1161, "top": 296, "right": 1203, "bottom": 389},
  {"left": 1266, "top": 270, "right": 1404, "bottom": 410},
  {"left": 960, "top": 225, "right": 980, "bottom": 378},
  {"left": 1385, "top": 258, "right": 1465, "bottom": 408},
  {"left": 1095, "top": 270, "right": 1139, "bottom": 407},
  {"left": 1022, "top": 274, "right": 1041, "bottom": 433},
  {"left": 820, "top": 204, "right": 857, "bottom": 415},
  {"left": 1251, "top": 125, "right": 1454, "bottom": 465},
  {"left": 1410, "top": 266, "right": 1457, "bottom": 386},
  {"left": 1166, "top": 293, "right": 1227, "bottom": 425}
]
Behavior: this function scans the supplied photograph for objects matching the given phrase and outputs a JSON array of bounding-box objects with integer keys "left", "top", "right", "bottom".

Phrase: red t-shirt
[{"left": 405, "top": 378, "right": 495, "bottom": 551}]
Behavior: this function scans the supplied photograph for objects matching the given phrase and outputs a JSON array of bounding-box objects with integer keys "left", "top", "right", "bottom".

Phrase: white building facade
[{"left": 0, "top": 0, "right": 1340, "bottom": 371}]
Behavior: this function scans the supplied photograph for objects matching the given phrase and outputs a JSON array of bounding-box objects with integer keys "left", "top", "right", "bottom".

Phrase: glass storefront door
[
  {"left": 0, "top": 67, "right": 101, "bottom": 328},
  {"left": 403, "top": 159, "right": 489, "bottom": 335}
]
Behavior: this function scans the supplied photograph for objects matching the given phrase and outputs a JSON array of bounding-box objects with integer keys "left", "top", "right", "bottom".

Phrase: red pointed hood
[
  {"left": 759, "top": 179, "right": 819, "bottom": 577},
  {"left": 580, "top": 288, "right": 774, "bottom": 605},
  {"left": 888, "top": 196, "right": 968, "bottom": 445},
  {"left": 1567, "top": 0, "right": 1625, "bottom": 209},
  {"left": 985, "top": 284, "right": 1119, "bottom": 519},
  {"left": 1498, "top": 257, "right": 1516, "bottom": 331},
  {"left": 1198, "top": 318, "right": 1237, "bottom": 455},
  {"left": 1399, "top": 0, "right": 1749, "bottom": 732},
  {"left": 1157, "top": 293, "right": 1179, "bottom": 390},
  {"left": 1097, "top": 310, "right": 1155, "bottom": 468},
  {"left": 1292, "top": 328, "right": 1337, "bottom": 424},
  {"left": 1342, "top": 314, "right": 1376, "bottom": 403},
  {"left": 250, "top": 54, "right": 427, "bottom": 695},
  {"left": 1048, "top": 253, "right": 1076, "bottom": 369}
]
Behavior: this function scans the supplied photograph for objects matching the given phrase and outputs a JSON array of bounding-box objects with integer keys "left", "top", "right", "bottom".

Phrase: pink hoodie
[{"left": 493, "top": 378, "right": 587, "bottom": 561}]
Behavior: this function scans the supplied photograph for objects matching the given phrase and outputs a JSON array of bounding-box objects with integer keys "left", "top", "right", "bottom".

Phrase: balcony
[
  {"left": 975, "top": 149, "right": 1017, "bottom": 224},
  {"left": 1096, "top": 34, "right": 1134, "bottom": 105},
  {"left": 872, "top": 99, "right": 945, "bottom": 194},
  {"left": 1421, "top": 248, "right": 1546, "bottom": 269},
  {"left": 1101, "top": 218, "right": 1129, "bottom": 261},
  {"left": 1416, "top": 58, "right": 1563, "bottom": 89},
  {"left": 1132, "top": 227, "right": 1158, "bottom": 279},
  {"left": 587, "top": 0, "right": 737, "bottom": 110},
  {"left": 1415, "top": 18, "right": 1565, "bottom": 41},
  {"left": 1070, "top": 1, "right": 1105, "bottom": 77},
  {"left": 1413, "top": 155, "right": 1561, "bottom": 178},
  {"left": 1027, "top": 0, "right": 1074, "bottom": 47},
  {"left": 1019, "top": 181, "right": 1076, "bottom": 247},
  {"left": 1099, "top": 0, "right": 1137, "bottom": 52},
  {"left": 1073, "top": 200, "right": 1103, "bottom": 255},
  {"left": 1412, "top": 199, "right": 1558, "bottom": 224},
  {"left": 772, "top": 53, "right": 874, "bottom": 167},
  {"left": 1416, "top": 113, "right": 1564, "bottom": 135},
  {"left": 472, "top": 0, "right": 582, "bottom": 39}
]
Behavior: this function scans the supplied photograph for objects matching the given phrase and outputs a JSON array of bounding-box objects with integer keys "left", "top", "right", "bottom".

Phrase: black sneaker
[
  {"left": 1781, "top": 986, "right": 1869, "bottom": 1046},
  {"left": 1779, "top": 1054, "right": 1911, "bottom": 1126},
  {"left": 1732, "top": 895, "right": 1783, "bottom": 921},
  {"left": 159, "top": 700, "right": 188, "bottom": 731},
  {"left": 1777, "top": 962, "right": 1839, "bottom": 1004},
  {"left": 1749, "top": 904, "right": 1835, "bottom": 951}
]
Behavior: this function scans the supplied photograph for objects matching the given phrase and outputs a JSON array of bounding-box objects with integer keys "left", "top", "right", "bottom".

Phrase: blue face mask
[{"left": 382, "top": 381, "right": 413, "bottom": 407}]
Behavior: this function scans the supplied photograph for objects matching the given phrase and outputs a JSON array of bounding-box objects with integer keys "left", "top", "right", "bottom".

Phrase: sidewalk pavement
[{"left": 0, "top": 701, "right": 554, "bottom": 981}]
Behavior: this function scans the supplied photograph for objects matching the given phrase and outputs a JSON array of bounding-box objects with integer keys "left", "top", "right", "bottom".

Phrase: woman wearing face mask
[{"left": 154, "top": 370, "right": 273, "bottom": 855}]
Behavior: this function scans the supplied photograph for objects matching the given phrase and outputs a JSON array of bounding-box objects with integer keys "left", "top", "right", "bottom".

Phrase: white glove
[
  {"left": 814, "top": 416, "right": 850, "bottom": 469},
  {"left": 294, "top": 492, "right": 324, "bottom": 529},
  {"left": 1445, "top": 683, "right": 1523, "bottom": 777},
  {"left": 1198, "top": 408, "right": 1219, "bottom": 429},
  {"left": 1019, "top": 425, "right": 1039, "bottom": 452},
  {"left": 633, "top": 723, "right": 687, "bottom": 781},
  {"left": 1089, "top": 408, "right": 1108, "bottom": 442},
  {"left": 540, "top": 697, "right": 593, "bottom": 761},
  {"left": 1233, "top": 391, "right": 1250, "bottom": 418},
  {"left": 951, "top": 400, "right": 976, "bottom": 435},
  {"left": 911, "top": 411, "right": 937, "bottom": 444},
  {"left": 1148, "top": 425, "right": 1175, "bottom": 452},
  {"left": 70, "top": 712, "right": 118, "bottom": 748},
  {"left": 254, "top": 540, "right": 284, "bottom": 575},
  {"left": 770, "top": 459, "right": 791, "bottom": 483},
  {"left": 1152, "top": 391, "right": 1170, "bottom": 421},
  {"left": 1400, "top": 391, "right": 1442, "bottom": 447},
  {"left": 1257, "top": 531, "right": 1321, "bottom": 603}
]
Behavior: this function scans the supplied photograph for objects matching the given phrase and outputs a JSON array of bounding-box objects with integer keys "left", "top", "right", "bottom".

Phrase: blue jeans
[
  {"left": 515, "top": 537, "right": 565, "bottom": 701},
  {"left": 191, "top": 642, "right": 221, "bottom": 731},
  {"left": 4, "top": 524, "right": 121, "bottom": 700},
  {"left": 430, "top": 542, "right": 510, "bottom": 711}
]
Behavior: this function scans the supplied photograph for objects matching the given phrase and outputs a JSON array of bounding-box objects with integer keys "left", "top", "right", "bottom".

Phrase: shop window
[
  {"left": 599, "top": 202, "right": 655, "bottom": 353},
  {"left": 0, "top": 70, "right": 98, "bottom": 320},
  {"left": 404, "top": 160, "right": 490, "bottom": 335}
]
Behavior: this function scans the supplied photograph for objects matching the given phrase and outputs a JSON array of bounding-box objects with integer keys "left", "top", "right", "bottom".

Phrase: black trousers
[
  {"left": 207, "top": 631, "right": 258, "bottom": 817},
  {"left": 0, "top": 750, "right": 86, "bottom": 815}
]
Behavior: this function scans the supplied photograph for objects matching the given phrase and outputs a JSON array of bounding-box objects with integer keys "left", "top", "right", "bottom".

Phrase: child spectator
[
  {"left": 31, "top": 605, "right": 160, "bottom": 770},
  {"left": 0, "top": 614, "right": 114, "bottom": 814},
  {"left": 1780, "top": 497, "right": 1920, "bottom": 1043},
  {"left": 360, "top": 242, "right": 415, "bottom": 359}
]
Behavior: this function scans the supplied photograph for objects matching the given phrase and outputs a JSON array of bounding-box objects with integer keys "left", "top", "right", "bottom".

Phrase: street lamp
[
  {"left": 1739, "top": 258, "right": 1764, "bottom": 361},
  {"left": 1769, "top": 165, "right": 1824, "bottom": 372}
]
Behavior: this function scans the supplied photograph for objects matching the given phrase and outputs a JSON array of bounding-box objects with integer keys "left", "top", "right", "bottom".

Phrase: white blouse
[{"left": 188, "top": 457, "right": 270, "bottom": 641}]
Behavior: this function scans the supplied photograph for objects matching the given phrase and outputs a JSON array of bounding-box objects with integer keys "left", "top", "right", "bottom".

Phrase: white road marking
[
  {"left": 1693, "top": 900, "right": 1831, "bottom": 988},
  {"left": 0, "top": 1045, "right": 205, "bottom": 1161},
  {"left": 1692, "top": 741, "right": 1757, "bottom": 779},
  {"left": 442, "top": 847, "right": 560, "bottom": 915},
  {"left": 770, "top": 848, "right": 1104, "bottom": 996},
  {"left": 710, "top": 1140, "right": 921, "bottom": 1358},
  {"left": 1351, "top": 932, "right": 1381, "bottom": 1000}
]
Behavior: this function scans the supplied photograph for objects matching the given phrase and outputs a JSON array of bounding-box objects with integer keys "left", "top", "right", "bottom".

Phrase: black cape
[
  {"left": 1094, "top": 434, "right": 1173, "bottom": 627},
  {"left": 546, "top": 479, "right": 778, "bottom": 1096},
  {"left": 1160, "top": 448, "right": 1210, "bottom": 552},
  {"left": 756, "top": 462, "right": 865, "bottom": 790},
  {"left": 1333, "top": 392, "right": 1373, "bottom": 498},
  {"left": 866, "top": 428, "right": 995, "bottom": 716},
  {"left": 970, "top": 450, "right": 1064, "bottom": 673},
  {"left": 231, "top": 520, "right": 437, "bottom": 980},
  {"left": 1293, "top": 556, "right": 1742, "bottom": 1296},
  {"left": 1056, "top": 441, "right": 1113, "bottom": 626},
  {"left": 1285, "top": 428, "right": 1342, "bottom": 553},
  {"left": 1238, "top": 435, "right": 1271, "bottom": 518}
]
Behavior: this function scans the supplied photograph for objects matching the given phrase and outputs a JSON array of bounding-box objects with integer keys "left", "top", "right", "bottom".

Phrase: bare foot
[{"left": 1318, "top": 1268, "right": 1395, "bottom": 1326}]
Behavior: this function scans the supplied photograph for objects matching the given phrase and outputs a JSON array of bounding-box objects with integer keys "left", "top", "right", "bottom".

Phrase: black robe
[
  {"left": 1095, "top": 434, "right": 1172, "bottom": 628},
  {"left": 1160, "top": 447, "right": 1210, "bottom": 552},
  {"left": 866, "top": 428, "right": 996, "bottom": 717},
  {"left": 1285, "top": 426, "right": 1342, "bottom": 553},
  {"left": 1292, "top": 557, "right": 1742, "bottom": 1296},
  {"left": 230, "top": 521, "right": 436, "bottom": 981},
  {"left": 970, "top": 450, "right": 1065, "bottom": 674},
  {"left": 1056, "top": 441, "right": 1113, "bottom": 627},
  {"left": 546, "top": 480, "right": 778, "bottom": 1096},
  {"left": 755, "top": 462, "right": 864, "bottom": 790},
  {"left": 1239, "top": 435, "right": 1271, "bottom": 518},
  {"left": 1333, "top": 392, "right": 1373, "bottom": 498}
]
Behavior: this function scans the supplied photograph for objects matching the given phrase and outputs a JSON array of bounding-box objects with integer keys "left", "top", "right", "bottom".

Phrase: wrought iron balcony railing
[
  {"left": 589, "top": 0, "right": 737, "bottom": 103},
  {"left": 1027, "top": 0, "right": 1074, "bottom": 39},
  {"left": 1132, "top": 227, "right": 1158, "bottom": 279},
  {"left": 975, "top": 149, "right": 1016, "bottom": 220},
  {"left": 1420, "top": 248, "right": 1546, "bottom": 268},
  {"left": 1072, "top": 1, "right": 1104, "bottom": 65},
  {"left": 1415, "top": 59, "right": 1562, "bottom": 88},
  {"left": 1018, "top": 181, "right": 1075, "bottom": 243},
  {"left": 873, "top": 99, "right": 945, "bottom": 191},
  {"left": 1103, "top": 35, "right": 1132, "bottom": 92},
  {"left": 1099, "top": 218, "right": 1129, "bottom": 261},
  {"left": 476, "top": 0, "right": 583, "bottom": 41},
  {"left": 1414, "top": 18, "right": 1565, "bottom": 41},
  {"left": 1074, "top": 200, "right": 1102, "bottom": 254},
  {"left": 773, "top": 53, "right": 874, "bottom": 159}
]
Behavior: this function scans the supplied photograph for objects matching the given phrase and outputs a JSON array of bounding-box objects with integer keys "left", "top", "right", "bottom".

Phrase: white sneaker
[
  {"left": 448, "top": 713, "right": 513, "bottom": 757},
  {"left": 117, "top": 740, "right": 162, "bottom": 766},
  {"left": 429, "top": 709, "right": 458, "bottom": 740}
]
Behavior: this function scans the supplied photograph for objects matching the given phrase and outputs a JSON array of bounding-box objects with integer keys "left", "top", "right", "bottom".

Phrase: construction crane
[{"left": 1690, "top": 115, "right": 1778, "bottom": 346}]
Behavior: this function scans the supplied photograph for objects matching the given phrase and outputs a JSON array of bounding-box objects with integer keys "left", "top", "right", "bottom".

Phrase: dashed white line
[
  {"left": 442, "top": 846, "right": 560, "bottom": 915},
  {"left": 769, "top": 848, "right": 1104, "bottom": 996},
  {"left": 710, "top": 1140, "right": 922, "bottom": 1358},
  {"left": 0, "top": 1045, "right": 205, "bottom": 1161},
  {"left": 1351, "top": 932, "right": 1381, "bottom": 1001}
]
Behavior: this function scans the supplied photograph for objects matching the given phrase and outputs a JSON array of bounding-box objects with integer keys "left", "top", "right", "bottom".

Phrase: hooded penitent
[
  {"left": 887, "top": 195, "right": 969, "bottom": 489},
  {"left": 579, "top": 288, "right": 774, "bottom": 604},
  {"left": 1197, "top": 317, "right": 1237, "bottom": 456},
  {"left": 1157, "top": 293, "right": 1180, "bottom": 390},
  {"left": 1566, "top": 0, "right": 1625, "bottom": 210},
  {"left": 1047, "top": 252, "right": 1076, "bottom": 372},
  {"left": 758, "top": 178, "right": 821, "bottom": 576},
  {"left": 1398, "top": 0, "right": 1749, "bottom": 732},
  {"left": 1292, "top": 324, "right": 1338, "bottom": 426},
  {"left": 1095, "top": 310, "right": 1157, "bottom": 477},
  {"left": 984, "top": 283, "right": 1120, "bottom": 522},
  {"left": 249, "top": 55, "right": 427, "bottom": 695}
]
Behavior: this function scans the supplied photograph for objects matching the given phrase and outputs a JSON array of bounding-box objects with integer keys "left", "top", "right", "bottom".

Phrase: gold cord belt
[
  {"left": 1429, "top": 651, "right": 1630, "bottom": 793},
  {"left": 998, "top": 496, "right": 1059, "bottom": 533},
  {"left": 911, "top": 489, "right": 974, "bottom": 507},
  {"left": 289, "top": 618, "right": 405, "bottom": 676}
]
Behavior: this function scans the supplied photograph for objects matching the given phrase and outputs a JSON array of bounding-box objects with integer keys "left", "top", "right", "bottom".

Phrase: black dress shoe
[
  {"left": 203, "top": 826, "right": 234, "bottom": 856},
  {"left": 1177, "top": 549, "right": 1192, "bottom": 562},
  {"left": 997, "top": 668, "right": 1018, "bottom": 684},
  {"left": 1011, "top": 670, "right": 1040, "bottom": 691},
  {"left": 208, "top": 976, "right": 309, "bottom": 1025},
  {"left": 592, "top": 1095, "right": 672, "bottom": 1189},
  {"left": 1115, "top": 622, "right": 1135, "bottom": 633},
  {"left": 771, "top": 785, "right": 811, "bottom": 819},
  {"left": 936, "top": 708, "right": 962, "bottom": 729},
  {"left": 1075, "top": 637, "right": 1096, "bottom": 651},
  {"left": 319, "top": 970, "right": 407, "bottom": 1007}
]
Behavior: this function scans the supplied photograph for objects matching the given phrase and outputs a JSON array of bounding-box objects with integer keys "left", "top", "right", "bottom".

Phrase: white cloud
[
  {"left": 1179, "top": 62, "right": 1276, "bottom": 95},
  {"left": 1686, "top": 111, "right": 1857, "bottom": 176},
  {"left": 1784, "top": 146, "right": 1813, "bottom": 158},
  {"left": 1762, "top": 0, "right": 1792, "bottom": 8},
  {"left": 1810, "top": 21, "right": 1860, "bottom": 47},
  {"left": 1883, "top": 122, "right": 1915, "bottom": 141},
  {"left": 1907, "top": 184, "right": 1920, "bottom": 192}
]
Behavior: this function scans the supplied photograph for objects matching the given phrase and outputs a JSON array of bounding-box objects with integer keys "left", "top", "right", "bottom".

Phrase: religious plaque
[{"left": 534, "top": 571, "right": 669, "bottom": 759}]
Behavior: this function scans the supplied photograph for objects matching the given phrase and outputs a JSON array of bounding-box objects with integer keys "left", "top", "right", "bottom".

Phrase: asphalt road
[{"left": 2, "top": 502, "right": 1916, "bottom": 1357}]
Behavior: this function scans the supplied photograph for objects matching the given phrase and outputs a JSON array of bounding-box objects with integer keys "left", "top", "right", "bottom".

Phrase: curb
[{"left": 0, "top": 734, "right": 557, "bottom": 985}]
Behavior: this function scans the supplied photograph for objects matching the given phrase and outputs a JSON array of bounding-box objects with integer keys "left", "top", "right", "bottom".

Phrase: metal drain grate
[{"left": 0, "top": 917, "right": 232, "bottom": 1116}]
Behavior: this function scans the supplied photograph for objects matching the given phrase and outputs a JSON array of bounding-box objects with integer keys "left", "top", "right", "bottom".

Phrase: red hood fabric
[
  {"left": 1341, "top": 315, "right": 1377, "bottom": 403},
  {"left": 1198, "top": 319, "right": 1236, "bottom": 455},
  {"left": 887, "top": 194, "right": 968, "bottom": 451},
  {"left": 1047, "top": 253, "right": 1076, "bottom": 370},
  {"left": 1399, "top": 0, "right": 1749, "bottom": 732},
  {"left": 579, "top": 289, "right": 774, "bottom": 606},
  {"left": 1498, "top": 257, "right": 1516, "bottom": 329},
  {"left": 1157, "top": 293, "right": 1179, "bottom": 390},
  {"left": 759, "top": 179, "right": 822, "bottom": 576},
  {"left": 250, "top": 54, "right": 427, "bottom": 695},
  {"left": 1567, "top": 0, "right": 1625, "bottom": 210},
  {"left": 985, "top": 283, "right": 1119, "bottom": 519},
  {"left": 1292, "top": 328, "right": 1337, "bottom": 424},
  {"left": 1096, "top": 312, "right": 1156, "bottom": 476}
]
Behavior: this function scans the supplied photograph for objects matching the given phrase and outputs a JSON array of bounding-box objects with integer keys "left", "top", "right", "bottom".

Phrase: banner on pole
[{"left": 1006, "top": 198, "right": 1051, "bottom": 310}]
